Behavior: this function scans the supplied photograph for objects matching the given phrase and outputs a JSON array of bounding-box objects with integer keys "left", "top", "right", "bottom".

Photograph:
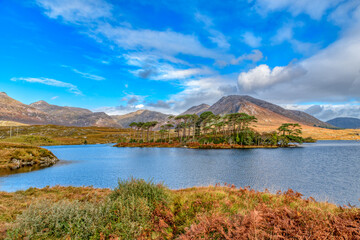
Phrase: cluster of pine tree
[{"left": 127, "top": 112, "right": 305, "bottom": 147}]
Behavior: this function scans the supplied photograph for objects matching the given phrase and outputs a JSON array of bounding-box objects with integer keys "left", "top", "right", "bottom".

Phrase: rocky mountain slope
[
  {"left": 30, "top": 101, "right": 120, "bottom": 127},
  {"left": 327, "top": 117, "right": 360, "bottom": 129},
  {"left": 112, "top": 110, "right": 170, "bottom": 128},
  {"left": 0, "top": 92, "right": 56, "bottom": 125},
  {"left": 180, "top": 104, "right": 210, "bottom": 115},
  {"left": 1, "top": 92, "right": 331, "bottom": 129},
  {"left": 0, "top": 93, "right": 120, "bottom": 127},
  {"left": 183, "top": 95, "right": 331, "bottom": 127}
]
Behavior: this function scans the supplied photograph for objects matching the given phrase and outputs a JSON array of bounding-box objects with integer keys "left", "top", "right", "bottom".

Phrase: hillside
[
  {"left": 0, "top": 92, "right": 56, "bottom": 125},
  {"left": 112, "top": 110, "right": 170, "bottom": 128},
  {"left": 201, "top": 95, "right": 330, "bottom": 127},
  {"left": 327, "top": 117, "right": 360, "bottom": 129},
  {"left": 0, "top": 93, "right": 120, "bottom": 127},
  {"left": 180, "top": 103, "right": 210, "bottom": 115},
  {"left": 30, "top": 101, "right": 120, "bottom": 127}
]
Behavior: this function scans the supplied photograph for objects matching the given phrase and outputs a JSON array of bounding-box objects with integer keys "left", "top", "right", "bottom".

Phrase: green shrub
[
  {"left": 8, "top": 178, "right": 171, "bottom": 239},
  {"left": 8, "top": 200, "right": 105, "bottom": 239},
  {"left": 24, "top": 135, "right": 53, "bottom": 144},
  {"left": 110, "top": 177, "right": 169, "bottom": 210}
]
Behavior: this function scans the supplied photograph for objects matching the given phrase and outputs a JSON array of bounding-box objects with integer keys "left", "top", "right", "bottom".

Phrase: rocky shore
[{"left": 0, "top": 143, "right": 58, "bottom": 175}]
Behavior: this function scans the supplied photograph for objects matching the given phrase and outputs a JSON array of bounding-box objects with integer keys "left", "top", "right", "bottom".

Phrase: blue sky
[{"left": 1, "top": 0, "right": 360, "bottom": 120}]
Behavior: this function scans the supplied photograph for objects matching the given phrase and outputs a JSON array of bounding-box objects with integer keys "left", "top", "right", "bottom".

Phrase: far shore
[{"left": 114, "top": 142, "right": 279, "bottom": 149}]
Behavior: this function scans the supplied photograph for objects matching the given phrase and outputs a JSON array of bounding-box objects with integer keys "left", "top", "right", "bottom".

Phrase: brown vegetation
[
  {"left": 0, "top": 143, "right": 58, "bottom": 175},
  {"left": 1, "top": 179, "right": 359, "bottom": 239},
  {"left": 0, "top": 125, "right": 131, "bottom": 146},
  {"left": 0, "top": 186, "right": 111, "bottom": 238}
]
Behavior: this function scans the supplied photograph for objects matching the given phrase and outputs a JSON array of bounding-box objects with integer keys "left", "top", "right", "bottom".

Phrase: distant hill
[
  {"left": 326, "top": 117, "right": 360, "bottom": 129},
  {"left": 112, "top": 110, "right": 171, "bottom": 128},
  {"left": 182, "top": 95, "right": 331, "bottom": 127},
  {"left": 30, "top": 101, "right": 120, "bottom": 128},
  {"left": 180, "top": 104, "right": 210, "bottom": 115},
  {"left": 0, "top": 92, "right": 56, "bottom": 125},
  {"left": 0, "top": 92, "right": 331, "bottom": 129},
  {"left": 0, "top": 92, "right": 120, "bottom": 127}
]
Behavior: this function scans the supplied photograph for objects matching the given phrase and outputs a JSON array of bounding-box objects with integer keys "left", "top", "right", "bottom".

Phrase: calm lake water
[{"left": 0, "top": 141, "right": 359, "bottom": 206}]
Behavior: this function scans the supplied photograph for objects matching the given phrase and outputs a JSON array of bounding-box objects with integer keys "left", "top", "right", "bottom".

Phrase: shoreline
[{"left": 114, "top": 142, "right": 280, "bottom": 149}]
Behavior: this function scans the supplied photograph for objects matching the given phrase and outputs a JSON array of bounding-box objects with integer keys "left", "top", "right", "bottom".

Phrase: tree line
[{"left": 127, "top": 112, "right": 305, "bottom": 147}]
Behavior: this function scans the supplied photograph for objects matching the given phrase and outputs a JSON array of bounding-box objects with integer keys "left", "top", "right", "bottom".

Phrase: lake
[{"left": 0, "top": 141, "right": 359, "bottom": 206}]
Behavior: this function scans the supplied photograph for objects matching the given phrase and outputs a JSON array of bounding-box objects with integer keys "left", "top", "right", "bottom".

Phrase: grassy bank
[
  {"left": 0, "top": 143, "right": 58, "bottom": 176},
  {"left": 1, "top": 179, "right": 359, "bottom": 239},
  {"left": 0, "top": 125, "right": 128, "bottom": 175},
  {"left": 0, "top": 125, "right": 130, "bottom": 146}
]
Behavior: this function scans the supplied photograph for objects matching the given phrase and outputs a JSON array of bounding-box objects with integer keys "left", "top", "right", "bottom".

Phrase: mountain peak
[
  {"left": 31, "top": 100, "right": 50, "bottom": 106},
  {"left": 181, "top": 103, "right": 210, "bottom": 115},
  {"left": 0, "top": 92, "right": 8, "bottom": 96},
  {"left": 327, "top": 117, "right": 360, "bottom": 129}
]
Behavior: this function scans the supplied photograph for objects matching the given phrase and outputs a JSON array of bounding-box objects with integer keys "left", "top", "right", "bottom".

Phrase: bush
[
  {"left": 110, "top": 177, "right": 169, "bottom": 210},
  {"left": 8, "top": 178, "right": 171, "bottom": 239},
  {"left": 24, "top": 135, "right": 53, "bottom": 144},
  {"left": 8, "top": 200, "right": 105, "bottom": 239}
]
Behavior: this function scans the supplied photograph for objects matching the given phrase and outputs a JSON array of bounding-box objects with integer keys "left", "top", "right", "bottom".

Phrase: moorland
[{"left": 1, "top": 178, "right": 359, "bottom": 239}]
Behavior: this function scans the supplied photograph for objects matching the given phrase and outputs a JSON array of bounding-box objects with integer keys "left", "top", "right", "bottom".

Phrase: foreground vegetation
[
  {"left": 1, "top": 178, "right": 359, "bottom": 239},
  {"left": 0, "top": 143, "right": 58, "bottom": 176}
]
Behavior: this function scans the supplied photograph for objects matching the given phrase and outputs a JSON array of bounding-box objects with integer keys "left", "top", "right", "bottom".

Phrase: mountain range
[
  {"left": 326, "top": 117, "right": 360, "bottom": 129},
  {"left": 0, "top": 92, "right": 119, "bottom": 127},
  {"left": 0, "top": 92, "right": 332, "bottom": 129}
]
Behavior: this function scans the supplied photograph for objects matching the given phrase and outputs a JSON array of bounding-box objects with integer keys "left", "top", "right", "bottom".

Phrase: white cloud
[
  {"left": 237, "top": 64, "right": 306, "bottom": 91},
  {"left": 95, "top": 24, "right": 226, "bottom": 60},
  {"left": 271, "top": 22, "right": 319, "bottom": 55},
  {"left": 242, "top": 32, "right": 262, "bottom": 48},
  {"left": 153, "top": 66, "right": 215, "bottom": 80},
  {"left": 123, "top": 52, "right": 214, "bottom": 80},
  {"left": 230, "top": 50, "right": 263, "bottom": 65},
  {"left": 195, "top": 12, "right": 230, "bottom": 49},
  {"left": 255, "top": 0, "right": 342, "bottom": 20},
  {"left": 11, "top": 77, "right": 82, "bottom": 95},
  {"left": 37, "top": 0, "right": 230, "bottom": 64},
  {"left": 62, "top": 65, "right": 105, "bottom": 80},
  {"left": 237, "top": 17, "right": 360, "bottom": 104},
  {"left": 135, "top": 104, "right": 144, "bottom": 109},
  {"left": 36, "top": 0, "right": 113, "bottom": 24},
  {"left": 328, "top": 0, "right": 360, "bottom": 26},
  {"left": 236, "top": 2, "right": 360, "bottom": 105},
  {"left": 71, "top": 69, "right": 105, "bottom": 81},
  {"left": 51, "top": 96, "right": 59, "bottom": 100},
  {"left": 284, "top": 103, "right": 360, "bottom": 121},
  {"left": 167, "top": 75, "right": 239, "bottom": 113}
]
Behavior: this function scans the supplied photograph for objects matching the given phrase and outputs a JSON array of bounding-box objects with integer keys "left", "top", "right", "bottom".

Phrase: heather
[{"left": 1, "top": 179, "right": 359, "bottom": 239}]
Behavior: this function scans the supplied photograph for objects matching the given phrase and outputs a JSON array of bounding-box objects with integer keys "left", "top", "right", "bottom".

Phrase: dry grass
[
  {"left": 0, "top": 121, "right": 28, "bottom": 127},
  {"left": 0, "top": 186, "right": 111, "bottom": 238},
  {"left": 0, "top": 143, "right": 58, "bottom": 174},
  {"left": 256, "top": 123, "right": 360, "bottom": 140},
  {"left": 0, "top": 124, "right": 359, "bottom": 147},
  {"left": 1, "top": 181, "right": 359, "bottom": 239},
  {"left": 0, "top": 125, "right": 132, "bottom": 146}
]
